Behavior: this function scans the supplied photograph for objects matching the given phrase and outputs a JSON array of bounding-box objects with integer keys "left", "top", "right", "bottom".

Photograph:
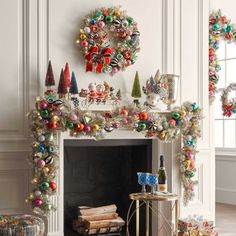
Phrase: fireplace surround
[{"left": 46, "top": 130, "right": 180, "bottom": 236}]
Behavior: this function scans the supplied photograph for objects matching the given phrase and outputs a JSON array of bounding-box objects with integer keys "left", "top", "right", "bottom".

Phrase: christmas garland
[
  {"left": 221, "top": 83, "right": 236, "bottom": 117},
  {"left": 77, "top": 6, "right": 140, "bottom": 75},
  {"left": 209, "top": 10, "right": 236, "bottom": 103},
  {"left": 27, "top": 90, "right": 202, "bottom": 215}
]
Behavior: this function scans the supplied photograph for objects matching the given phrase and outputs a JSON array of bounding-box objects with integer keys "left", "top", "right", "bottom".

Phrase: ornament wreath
[
  {"left": 209, "top": 10, "right": 236, "bottom": 103},
  {"left": 77, "top": 6, "right": 140, "bottom": 75},
  {"left": 221, "top": 83, "right": 236, "bottom": 117},
  {"left": 26, "top": 62, "right": 203, "bottom": 215}
]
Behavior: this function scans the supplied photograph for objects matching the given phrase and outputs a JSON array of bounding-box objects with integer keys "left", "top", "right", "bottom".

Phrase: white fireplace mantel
[{"left": 46, "top": 130, "right": 181, "bottom": 236}]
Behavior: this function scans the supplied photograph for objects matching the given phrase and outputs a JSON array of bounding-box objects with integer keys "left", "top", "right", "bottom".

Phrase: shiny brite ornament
[
  {"left": 37, "top": 159, "right": 46, "bottom": 168},
  {"left": 35, "top": 199, "right": 43, "bottom": 207},
  {"left": 78, "top": 6, "right": 140, "bottom": 75}
]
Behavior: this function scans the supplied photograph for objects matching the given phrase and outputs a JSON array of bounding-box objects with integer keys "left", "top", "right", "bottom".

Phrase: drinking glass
[
  {"left": 137, "top": 172, "right": 149, "bottom": 193},
  {"left": 147, "top": 173, "right": 158, "bottom": 194}
]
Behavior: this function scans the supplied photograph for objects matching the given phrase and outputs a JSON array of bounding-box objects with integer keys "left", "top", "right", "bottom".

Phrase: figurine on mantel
[{"left": 143, "top": 69, "right": 167, "bottom": 110}]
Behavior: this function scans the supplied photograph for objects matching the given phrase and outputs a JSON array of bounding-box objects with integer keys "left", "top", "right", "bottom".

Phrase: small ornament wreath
[
  {"left": 77, "top": 6, "right": 140, "bottom": 75},
  {"left": 221, "top": 83, "right": 236, "bottom": 117},
  {"left": 209, "top": 10, "right": 236, "bottom": 103}
]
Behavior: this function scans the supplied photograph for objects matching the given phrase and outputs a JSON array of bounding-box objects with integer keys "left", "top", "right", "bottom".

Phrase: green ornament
[
  {"left": 172, "top": 112, "right": 180, "bottom": 120},
  {"left": 105, "top": 15, "right": 113, "bottom": 23},
  {"left": 48, "top": 146, "right": 55, "bottom": 153},
  {"left": 226, "top": 25, "right": 233, "bottom": 32},
  {"left": 96, "top": 12, "right": 102, "bottom": 18},
  {"left": 131, "top": 58, "right": 136, "bottom": 64},
  {"left": 45, "top": 133, "right": 54, "bottom": 142},
  {"left": 40, "top": 182, "right": 49, "bottom": 190},
  {"left": 41, "top": 110, "right": 49, "bottom": 118},
  {"left": 162, "top": 121, "right": 169, "bottom": 129},
  {"left": 66, "top": 122, "right": 74, "bottom": 129},
  {"left": 186, "top": 172, "right": 195, "bottom": 178},
  {"left": 83, "top": 114, "right": 92, "bottom": 124},
  {"left": 138, "top": 122, "right": 147, "bottom": 131},
  {"left": 215, "top": 64, "right": 221, "bottom": 72},
  {"left": 116, "top": 53, "right": 123, "bottom": 60},
  {"left": 212, "top": 23, "right": 220, "bottom": 31},
  {"left": 127, "top": 17, "right": 134, "bottom": 25},
  {"left": 191, "top": 103, "right": 198, "bottom": 112},
  {"left": 47, "top": 95, "right": 56, "bottom": 104}
]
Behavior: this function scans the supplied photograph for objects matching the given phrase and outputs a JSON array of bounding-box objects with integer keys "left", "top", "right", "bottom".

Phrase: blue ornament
[
  {"left": 90, "top": 18, "right": 96, "bottom": 24},
  {"left": 222, "top": 28, "right": 227, "bottom": 33},
  {"left": 213, "top": 43, "right": 219, "bottom": 49},
  {"left": 38, "top": 144, "right": 45, "bottom": 152},
  {"left": 226, "top": 25, "right": 233, "bottom": 32},
  {"left": 186, "top": 140, "right": 193, "bottom": 146},
  {"left": 191, "top": 102, "right": 198, "bottom": 112},
  {"left": 233, "top": 110, "right": 236, "bottom": 114}
]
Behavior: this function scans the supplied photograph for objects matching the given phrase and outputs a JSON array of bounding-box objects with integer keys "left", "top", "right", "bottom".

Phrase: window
[{"left": 214, "top": 41, "right": 236, "bottom": 149}]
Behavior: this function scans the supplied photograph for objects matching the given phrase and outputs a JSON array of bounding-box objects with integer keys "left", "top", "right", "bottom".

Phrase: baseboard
[{"left": 216, "top": 187, "right": 236, "bottom": 205}]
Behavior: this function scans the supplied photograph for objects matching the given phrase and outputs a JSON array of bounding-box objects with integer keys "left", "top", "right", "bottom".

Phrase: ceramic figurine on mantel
[
  {"left": 143, "top": 69, "right": 167, "bottom": 110},
  {"left": 143, "top": 69, "right": 179, "bottom": 110}
]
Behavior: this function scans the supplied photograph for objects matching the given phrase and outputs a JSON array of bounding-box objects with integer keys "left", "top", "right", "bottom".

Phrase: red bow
[{"left": 85, "top": 46, "right": 113, "bottom": 73}]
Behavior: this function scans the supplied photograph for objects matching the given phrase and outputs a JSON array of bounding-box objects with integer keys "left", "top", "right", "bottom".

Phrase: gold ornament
[
  {"left": 180, "top": 110, "right": 187, "bottom": 117},
  {"left": 184, "top": 160, "right": 191, "bottom": 168},
  {"left": 51, "top": 115, "right": 60, "bottom": 122},
  {"left": 91, "top": 124, "right": 100, "bottom": 131},
  {"left": 114, "top": 10, "right": 121, "bottom": 17},
  {"left": 159, "top": 131, "right": 166, "bottom": 140},
  {"left": 43, "top": 167, "right": 50, "bottom": 174},
  {"left": 80, "top": 34, "right": 86, "bottom": 40}
]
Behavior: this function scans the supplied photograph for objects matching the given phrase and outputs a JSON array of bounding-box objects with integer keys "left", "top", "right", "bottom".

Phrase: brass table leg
[
  {"left": 146, "top": 201, "right": 149, "bottom": 236},
  {"left": 175, "top": 199, "right": 179, "bottom": 236},
  {"left": 136, "top": 200, "right": 139, "bottom": 236}
]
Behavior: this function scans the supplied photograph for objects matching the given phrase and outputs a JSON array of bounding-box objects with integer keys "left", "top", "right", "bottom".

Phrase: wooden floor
[{"left": 216, "top": 203, "right": 236, "bottom": 235}]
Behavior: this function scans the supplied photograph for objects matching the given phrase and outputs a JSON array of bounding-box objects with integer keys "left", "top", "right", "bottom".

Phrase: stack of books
[{"left": 72, "top": 204, "right": 125, "bottom": 235}]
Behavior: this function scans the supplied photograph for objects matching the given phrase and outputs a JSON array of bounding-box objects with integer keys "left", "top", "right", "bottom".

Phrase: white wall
[
  {"left": 0, "top": 0, "right": 214, "bottom": 234},
  {"left": 210, "top": 0, "right": 236, "bottom": 205}
]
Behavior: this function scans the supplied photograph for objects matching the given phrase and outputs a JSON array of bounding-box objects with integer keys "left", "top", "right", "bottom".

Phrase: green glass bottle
[{"left": 158, "top": 155, "right": 168, "bottom": 192}]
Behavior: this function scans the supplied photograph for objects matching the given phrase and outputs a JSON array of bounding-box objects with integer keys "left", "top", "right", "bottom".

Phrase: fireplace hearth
[{"left": 64, "top": 139, "right": 153, "bottom": 236}]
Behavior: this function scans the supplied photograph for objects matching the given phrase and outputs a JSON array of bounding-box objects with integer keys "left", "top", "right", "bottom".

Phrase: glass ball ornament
[
  {"left": 34, "top": 190, "right": 42, "bottom": 197},
  {"left": 37, "top": 159, "right": 46, "bottom": 168},
  {"left": 35, "top": 199, "right": 43, "bottom": 207},
  {"left": 38, "top": 135, "right": 45, "bottom": 142},
  {"left": 40, "top": 182, "right": 50, "bottom": 190}
]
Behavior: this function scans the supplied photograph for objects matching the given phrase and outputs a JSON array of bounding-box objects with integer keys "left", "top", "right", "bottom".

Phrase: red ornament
[
  {"left": 120, "top": 108, "right": 129, "bottom": 116},
  {"left": 209, "top": 82, "right": 215, "bottom": 91},
  {"left": 90, "top": 25, "right": 98, "bottom": 33},
  {"left": 210, "top": 18, "right": 217, "bottom": 25},
  {"left": 209, "top": 48, "right": 214, "bottom": 56},
  {"left": 81, "top": 40, "right": 88, "bottom": 48},
  {"left": 48, "top": 122, "right": 57, "bottom": 130},
  {"left": 49, "top": 181, "right": 57, "bottom": 191},
  {"left": 139, "top": 112, "right": 148, "bottom": 121},
  {"left": 123, "top": 51, "right": 131, "bottom": 59},
  {"left": 221, "top": 16, "right": 227, "bottom": 24},
  {"left": 104, "top": 112, "right": 112, "bottom": 119},
  {"left": 76, "top": 123, "right": 85, "bottom": 132},
  {"left": 225, "top": 32, "right": 231, "bottom": 40}
]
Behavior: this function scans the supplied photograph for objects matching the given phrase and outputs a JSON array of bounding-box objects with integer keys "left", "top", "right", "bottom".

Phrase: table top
[{"left": 129, "top": 192, "right": 179, "bottom": 201}]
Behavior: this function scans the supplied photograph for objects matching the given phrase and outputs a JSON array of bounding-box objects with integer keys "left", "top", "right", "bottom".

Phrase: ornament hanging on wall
[
  {"left": 209, "top": 10, "right": 236, "bottom": 103},
  {"left": 77, "top": 6, "right": 140, "bottom": 75},
  {"left": 221, "top": 83, "right": 236, "bottom": 117}
]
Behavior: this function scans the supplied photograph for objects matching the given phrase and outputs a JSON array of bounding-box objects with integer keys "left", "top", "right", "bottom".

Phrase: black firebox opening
[{"left": 64, "top": 139, "right": 152, "bottom": 236}]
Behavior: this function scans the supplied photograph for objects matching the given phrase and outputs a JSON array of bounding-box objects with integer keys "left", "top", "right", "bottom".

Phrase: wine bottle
[{"left": 158, "top": 155, "right": 168, "bottom": 192}]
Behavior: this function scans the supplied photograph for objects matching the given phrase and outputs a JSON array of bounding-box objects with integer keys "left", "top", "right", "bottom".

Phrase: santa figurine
[
  {"left": 88, "top": 83, "right": 97, "bottom": 102},
  {"left": 96, "top": 84, "right": 105, "bottom": 103}
]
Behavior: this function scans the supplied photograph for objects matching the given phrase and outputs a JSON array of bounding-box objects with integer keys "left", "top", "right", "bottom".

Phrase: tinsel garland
[
  {"left": 221, "top": 83, "right": 236, "bottom": 117},
  {"left": 209, "top": 10, "right": 236, "bottom": 103},
  {"left": 26, "top": 90, "right": 203, "bottom": 215}
]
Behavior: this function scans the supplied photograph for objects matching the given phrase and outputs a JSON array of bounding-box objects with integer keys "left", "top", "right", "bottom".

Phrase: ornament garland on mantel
[
  {"left": 26, "top": 62, "right": 203, "bottom": 216},
  {"left": 209, "top": 10, "right": 236, "bottom": 103},
  {"left": 77, "top": 6, "right": 140, "bottom": 75}
]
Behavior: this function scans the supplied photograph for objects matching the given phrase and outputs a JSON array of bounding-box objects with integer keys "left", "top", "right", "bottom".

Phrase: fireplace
[{"left": 63, "top": 139, "right": 153, "bottom": 236}]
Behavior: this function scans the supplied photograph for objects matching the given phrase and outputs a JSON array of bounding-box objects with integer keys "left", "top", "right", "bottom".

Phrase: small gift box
[
  {"left": 179, "top": 215, "right": 214, "bottom": 232},
  {"left": 179, "top": 229, "right": 218, "bottom": 236}
]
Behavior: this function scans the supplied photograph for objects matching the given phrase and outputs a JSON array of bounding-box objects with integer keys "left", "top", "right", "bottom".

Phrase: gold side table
[{"left": 126, "top": 193, "right": 179, "bottom": 236}]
